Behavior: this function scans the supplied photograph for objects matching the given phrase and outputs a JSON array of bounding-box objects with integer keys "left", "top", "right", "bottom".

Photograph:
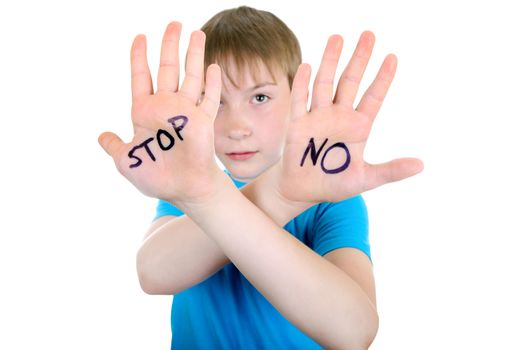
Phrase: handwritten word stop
[{"left": 128, "top": 115, "right": 188, "bottom": 168}]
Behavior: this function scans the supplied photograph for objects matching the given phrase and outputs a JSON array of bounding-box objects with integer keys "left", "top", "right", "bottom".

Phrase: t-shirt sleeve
[
  {"left": 312, "top": 195, "right": 371, "bottom": 261},
  {"left": 153, "top": 199, "right": 185, "bottom": 221}
]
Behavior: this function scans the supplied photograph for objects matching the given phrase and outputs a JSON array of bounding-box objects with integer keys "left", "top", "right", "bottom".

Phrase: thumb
[
  {"left": 367, "top": 157, "right": 424, "bottom": 190},
  {"left": 98, "top": 131, "right": 125, "bottom": 159}
]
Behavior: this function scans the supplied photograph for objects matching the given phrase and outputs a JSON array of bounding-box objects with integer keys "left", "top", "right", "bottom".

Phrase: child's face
[{"left": 214, "top": 61, "right": 291, "bottom": 183}]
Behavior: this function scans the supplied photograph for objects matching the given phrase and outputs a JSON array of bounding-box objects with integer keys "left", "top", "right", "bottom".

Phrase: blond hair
[{"left": 201, "top": 6, "right": 301, "bottom": 88}]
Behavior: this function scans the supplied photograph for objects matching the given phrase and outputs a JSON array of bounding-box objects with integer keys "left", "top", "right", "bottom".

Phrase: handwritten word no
[
  {"left": 128, "top": 115, "right": 188, "bottom": 168},
  {"left": 300, "top": 138, "right": 350, "bottom": 174}
]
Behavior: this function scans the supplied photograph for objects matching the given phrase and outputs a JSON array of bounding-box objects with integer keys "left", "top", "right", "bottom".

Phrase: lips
[{"left": 226, "top": 151, "right": 258, "bottom": 161}]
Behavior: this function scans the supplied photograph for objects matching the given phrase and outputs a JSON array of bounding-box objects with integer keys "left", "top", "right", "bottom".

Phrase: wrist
[
  {"left": 242, "top": 162, "right": 315, "bottom": 226},
  {"left": 167, "top": 167, "right": 235, "bottom": 214}
]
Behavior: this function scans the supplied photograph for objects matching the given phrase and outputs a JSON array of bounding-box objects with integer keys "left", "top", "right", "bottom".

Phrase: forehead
[{"left": 219, "top": 56, "right": 286, "bottom": 91}]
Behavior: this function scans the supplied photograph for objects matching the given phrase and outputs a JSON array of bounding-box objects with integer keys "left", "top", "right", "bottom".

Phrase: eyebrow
[
  {"left": 249, "top": 82, "right": 277, "bottom": 91},
  {"left": 200, "top": 82, "right": 277, "bottom": 96}
]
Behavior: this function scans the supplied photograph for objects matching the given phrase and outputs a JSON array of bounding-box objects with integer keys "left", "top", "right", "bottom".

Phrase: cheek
[
  {"left": 256, "top": 114, "right": 288, "bottom": 148},
  {"left": 268, "top": 103, "right": 290, "bottom": 139}
]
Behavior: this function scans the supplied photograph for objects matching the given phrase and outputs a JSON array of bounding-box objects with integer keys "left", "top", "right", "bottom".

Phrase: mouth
[{"left": 226, "top": 151, "right": 258, "bottom": 161}]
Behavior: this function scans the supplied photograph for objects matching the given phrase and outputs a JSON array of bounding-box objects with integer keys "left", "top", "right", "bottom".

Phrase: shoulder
[
  {"left": 288, "top": 195, "right": 368, "bottom": 232},
  {"left": 312, "top": 195, "right": 368, "bottom": 225},
  {"left": 308, "top": 195, "right": 371, "bottom": 260}
]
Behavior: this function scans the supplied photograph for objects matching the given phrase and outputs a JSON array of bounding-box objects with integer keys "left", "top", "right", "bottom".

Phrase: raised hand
[
  {"left": 277, "top": 32, "right": 423, "bottom": 203},
  {"left": 98, "top": 22, "right": 224, "bottom": 205}
]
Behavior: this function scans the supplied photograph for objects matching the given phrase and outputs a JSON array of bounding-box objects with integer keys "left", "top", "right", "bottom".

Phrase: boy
[{"left": 98, "top": 6, "right": 423, "bottom": 349}]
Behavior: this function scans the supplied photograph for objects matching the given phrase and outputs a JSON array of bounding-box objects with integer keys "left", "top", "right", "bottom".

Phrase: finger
[
  {"left": 365, "top": 158, "right": 424, "bottom": 191},
  {"left": 310, "top": 35, "right": 343, "bottom": 110},
  {"left": 356, "top": 54, "right": 397, "bottom": 120},
  {"left": 290, "top": 63, "right": 312, "bottom": 121},
  {"left": 157, "top": 21, "right": 182, "bottom": 93},
  {"left": 130, "top": 34, "right": 153, "bottom": 101},
  {"left": 199, "top": 64, "right": 222, "bottom": 118},
  {"left": 179, "top": 31, "right": 206, "bottom": 103},
  {"left": 98, "top": 131, "right": 125, "bottom": 159},
  {"left": 334, "top": 31, "right": 375, "bottom": 109}
]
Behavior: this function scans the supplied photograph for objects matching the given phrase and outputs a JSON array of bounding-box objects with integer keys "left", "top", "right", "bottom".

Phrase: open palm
[
  {"left": 98, "top": 23, "right": 223, "bottom": 204},
  {"left": 278, "top": 32, "right": 423, "bottom": 203}
]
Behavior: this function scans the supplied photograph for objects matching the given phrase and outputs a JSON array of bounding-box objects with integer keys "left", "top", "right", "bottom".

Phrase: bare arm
[
  {"left": 137, "top": 215, "right": 229, "bottom": 294},
  {"left": 99, "top": 22, "right": 421, "bottom": 348},
  {"left": 136, "top": 165, "right": 310, "bottom": 295},
  {"left": 139, "top": 184, "right": 378, "bottom": 349},
  {"left": 181, "top": 176, "right": 378, "bottom": 350}
]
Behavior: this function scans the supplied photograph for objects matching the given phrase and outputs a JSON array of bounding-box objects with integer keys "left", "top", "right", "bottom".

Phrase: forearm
[
  {"left": 241, "top": 162, "right": 314, "bottom": 226},
  {"left": 137, "top": 164, "right": 312, "bottom": 295},
  {"left": 137, "top": 215, "right": 229, "bottom": 294},
  {"left": 184, "top": 178, "right": 378, "bottom": 349}
]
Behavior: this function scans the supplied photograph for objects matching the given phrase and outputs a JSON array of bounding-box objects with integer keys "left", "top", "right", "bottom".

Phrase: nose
[
  {"left": 229, "top": 126, "right": 252, "bottom": 140},
  {"left": 224, "top": 111, "right": 252, "bottom": 140}
]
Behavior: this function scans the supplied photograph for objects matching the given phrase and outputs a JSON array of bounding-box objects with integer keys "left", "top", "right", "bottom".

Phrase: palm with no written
[{"left": 271, "top": 31, "right": 424, "bottom": 205}]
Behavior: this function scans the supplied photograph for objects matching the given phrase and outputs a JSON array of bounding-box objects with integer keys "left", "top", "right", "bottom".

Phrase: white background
[{"left": 1, "top": 0, "right": 524, "bottom": 349}]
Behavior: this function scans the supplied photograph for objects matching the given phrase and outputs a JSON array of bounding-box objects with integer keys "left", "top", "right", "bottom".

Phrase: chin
[
  {"left": 226, "top": 165, "right": 264, "bottom": 183},
  {"left": 228, "top": 169, "right": 257, "bottom": 183}
]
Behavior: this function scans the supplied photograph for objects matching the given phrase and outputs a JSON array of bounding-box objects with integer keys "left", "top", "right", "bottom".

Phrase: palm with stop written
[{"left": 98, "top": 22, "right": 226, "bottom": 206}]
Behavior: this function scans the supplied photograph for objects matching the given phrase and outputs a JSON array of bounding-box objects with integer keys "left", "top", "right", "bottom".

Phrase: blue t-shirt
[{"left": 154, "top": 175, "right": 370, "bottom": 349}]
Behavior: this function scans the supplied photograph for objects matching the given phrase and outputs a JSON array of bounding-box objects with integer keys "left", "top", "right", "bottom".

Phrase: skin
[
  {"left": 99, "top": 21, "right": 423, "bottom": 349},
  {"left": 213, "top": 61, "right": 291, "bottom": 183}
]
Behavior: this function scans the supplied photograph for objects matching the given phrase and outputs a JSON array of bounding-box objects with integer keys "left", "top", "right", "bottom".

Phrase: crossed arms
[{"left": 99, "top": 22, "right": 423, "bottom": 349}]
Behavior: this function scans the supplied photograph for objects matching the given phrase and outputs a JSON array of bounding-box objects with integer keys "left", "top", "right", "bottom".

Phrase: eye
[{"left": 252, "top": 94, "right": 269, "bottom": 104}]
